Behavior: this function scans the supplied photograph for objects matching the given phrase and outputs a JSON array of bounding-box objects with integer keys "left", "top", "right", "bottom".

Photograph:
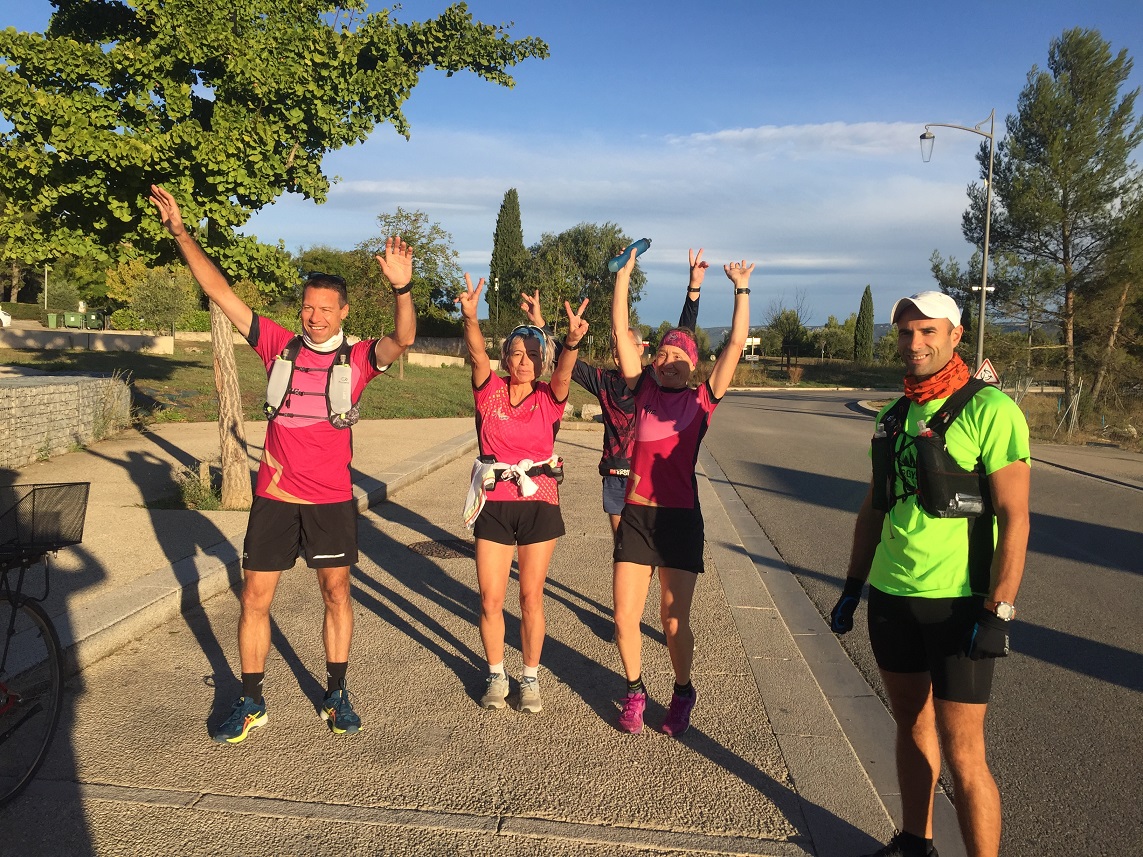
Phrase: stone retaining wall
[
  {"left": 0, "top": 374, "right": 132, "bottom": 469},
  {"left": 0, "top": 328, "right": 173, "bottom": 354}
]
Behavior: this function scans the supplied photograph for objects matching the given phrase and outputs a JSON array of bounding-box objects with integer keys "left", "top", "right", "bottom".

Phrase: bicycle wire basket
[{"left": 0, "top": 483, "right": 90, "bottom": 557}]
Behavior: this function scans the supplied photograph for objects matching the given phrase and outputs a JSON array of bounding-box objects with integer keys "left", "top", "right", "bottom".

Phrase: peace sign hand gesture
[
  {"left": 455, "top": 273, "right": 484, "bottom": 321},
  {"left": 564, "top": 298, "right": 589, "bottom": 347}
]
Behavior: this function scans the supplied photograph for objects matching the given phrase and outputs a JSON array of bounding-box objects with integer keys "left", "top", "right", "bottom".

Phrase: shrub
[
  {"left": 178, "top": 309, "right": 212, "bottom": 332},
  {"left": 109, "top": 308, "right": 141, "bottom": 330}
]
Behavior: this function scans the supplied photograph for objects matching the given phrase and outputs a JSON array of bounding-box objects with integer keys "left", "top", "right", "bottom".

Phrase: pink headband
[{"left": 660, "top": 329, "right": 698, "bottom": 366}]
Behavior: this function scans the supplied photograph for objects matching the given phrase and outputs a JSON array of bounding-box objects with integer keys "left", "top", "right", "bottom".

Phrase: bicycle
[{"left": 0, "top": 482, "right": 89, "bottom": 807}]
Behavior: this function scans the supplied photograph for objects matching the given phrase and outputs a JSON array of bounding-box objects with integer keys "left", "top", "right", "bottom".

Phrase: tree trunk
[
  {"left": 209, "top": 300, "right": 253, "bottom": 509},
  {"left": 1062, "top": 243, "right": 1077, "bottom": 432},
  {"left": 8, "top": 262, "right": 19, "bottom": 303},
  {"left": 1090, "top": 280, "right": 1131, "bottom": 403}
]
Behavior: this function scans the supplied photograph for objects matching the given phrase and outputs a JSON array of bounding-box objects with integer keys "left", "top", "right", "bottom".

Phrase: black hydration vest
[
  {"left": 871, "top": 378, "right": 995, "bottom": 593},
  {"left": 263, "top": 336, "right": 359, "bottom": 429}
]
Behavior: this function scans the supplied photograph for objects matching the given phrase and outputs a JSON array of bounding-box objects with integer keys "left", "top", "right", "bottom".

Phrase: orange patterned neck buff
[{"left": 903, "top": 353, "right": 970, "bottom": 404}]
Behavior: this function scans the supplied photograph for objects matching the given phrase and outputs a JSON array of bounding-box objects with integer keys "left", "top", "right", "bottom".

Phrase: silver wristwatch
[{"left": 989, "top": 601, "right": 1016, "bottom": 621}]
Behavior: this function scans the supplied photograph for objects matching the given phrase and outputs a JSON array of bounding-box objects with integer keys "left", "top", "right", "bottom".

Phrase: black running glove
[
  {"left": 966, "top": 608, "right": 1011, "bottom": 659},
  {"left": 829, "top": 577, "right": 865, "bottom": 634}
]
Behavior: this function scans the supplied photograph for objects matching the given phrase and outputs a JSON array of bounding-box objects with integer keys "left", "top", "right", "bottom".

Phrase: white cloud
[{"left": 247, "top": 118, "right": 979, "bottom": 325}]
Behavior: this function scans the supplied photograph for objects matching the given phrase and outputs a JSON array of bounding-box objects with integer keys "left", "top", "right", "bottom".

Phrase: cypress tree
[
  {"left": 854, "top": 285, "right": 874, "bottom": 363},
  {"left": 489, "top": 188, "right": 528, "bottom": 337}
]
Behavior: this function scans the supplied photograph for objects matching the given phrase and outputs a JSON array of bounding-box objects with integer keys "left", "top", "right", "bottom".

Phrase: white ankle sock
[
  {"left": 522, "top": 664, "right": 539, "bottom": 681},
  {"left": 488, "top": 661, "right": 505, "bottom": 676}
]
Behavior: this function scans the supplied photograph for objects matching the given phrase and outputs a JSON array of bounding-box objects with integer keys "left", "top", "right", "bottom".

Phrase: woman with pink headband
[{"left": 609, "top": 247, "right": 753, "bottom": 736}]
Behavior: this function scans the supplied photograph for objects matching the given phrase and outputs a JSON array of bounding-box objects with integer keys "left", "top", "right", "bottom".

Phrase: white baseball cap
[{"left": 890, "top": 291, "right": 962, "bottom": 327}]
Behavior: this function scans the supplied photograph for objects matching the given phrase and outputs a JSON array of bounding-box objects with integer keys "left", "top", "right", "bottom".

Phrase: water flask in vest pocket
[
  {"left": 914, "top": 436, "right": 989, "bottom": 518},
  {"left": 328, "top": 363, "right": 359, "bottom": 428}
]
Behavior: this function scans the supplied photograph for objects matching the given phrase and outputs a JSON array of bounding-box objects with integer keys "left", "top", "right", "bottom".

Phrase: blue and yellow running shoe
[
  {"left": 321, "top": 685, "right": 362, "bottom": 736},
  {"left": 212, "top": 696, "right": 267, "bottom": 744}
]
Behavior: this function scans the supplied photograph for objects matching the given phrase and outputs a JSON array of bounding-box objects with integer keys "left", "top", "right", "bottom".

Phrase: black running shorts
[
  {"left": 242, "top": 496, "right": 358, "bottom": 571},
  {"left": 613, "top": 504, "right": 705, "bottom": 574},
  {"left": 867, "top": 587, "right": 995, "bottom": 704},
  {"left": 473, "top": 500, "right": 565, "bottom": 546}
]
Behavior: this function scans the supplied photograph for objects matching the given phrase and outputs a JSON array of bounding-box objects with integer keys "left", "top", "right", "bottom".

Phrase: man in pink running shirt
[{"left": 151, "top": 185, "right": 416, "bottom": 744}]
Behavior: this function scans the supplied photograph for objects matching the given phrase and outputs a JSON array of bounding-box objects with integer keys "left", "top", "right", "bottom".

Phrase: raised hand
[
  {"left": 564, "top": 298, "right": 589, "bottom": 346},
  {"left": 616, "top": 245, "right": 639, "bottom": 279},
  {"left": 724, "top": 260, "right": 755, "bottom": 289},
  {"left": 375, "top": 236, "right": 414, "bottom": 290},
  {"left": 455, "top": 273, "right": 485, "bottom": 321},
  {"left": 149, "top": 185, "right": 188, "bottom": 238},
  {"left": 520, "top": 289, "right": 546, "bottom": 328}
]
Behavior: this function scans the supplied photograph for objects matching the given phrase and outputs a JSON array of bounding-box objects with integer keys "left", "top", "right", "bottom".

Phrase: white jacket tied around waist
[{"left": 463, "top": 456, "right": 561, "bottom": 531}]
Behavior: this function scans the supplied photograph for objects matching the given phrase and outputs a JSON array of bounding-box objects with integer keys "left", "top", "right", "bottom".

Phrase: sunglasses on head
[
  {"left": 304, "top": 272, "right": 346, "bottom": 286},
  {"left": 508, "top": 324, "right": 546, "bottom": 342}
]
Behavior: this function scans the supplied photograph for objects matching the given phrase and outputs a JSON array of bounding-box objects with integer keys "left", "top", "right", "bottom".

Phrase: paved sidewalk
[{"left": 3, "top": 429, "right": 894, "bottom": 856}]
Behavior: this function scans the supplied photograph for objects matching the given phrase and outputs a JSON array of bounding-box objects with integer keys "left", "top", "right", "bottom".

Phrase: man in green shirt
[{"left": 831, "top": 291, "right": 1030, "bottom": 857}]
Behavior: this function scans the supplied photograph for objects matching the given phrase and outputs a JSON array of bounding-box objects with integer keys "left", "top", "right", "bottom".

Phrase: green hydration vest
[
  {"left": 263, "top": 336, "right": 359, "bottom": 429},
  {"left": 871, "top": 378, "right": 995, "bottom": 593}
]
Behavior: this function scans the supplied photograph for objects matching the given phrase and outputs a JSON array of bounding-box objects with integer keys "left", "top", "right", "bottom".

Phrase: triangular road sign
[{"left": 974, "top": 358, "right": 1000, "bottom": 385}]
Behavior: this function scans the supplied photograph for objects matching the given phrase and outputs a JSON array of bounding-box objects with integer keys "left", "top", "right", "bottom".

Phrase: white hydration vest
[{"left": 263, "top": 336, "right": 359, "bottom": 429}]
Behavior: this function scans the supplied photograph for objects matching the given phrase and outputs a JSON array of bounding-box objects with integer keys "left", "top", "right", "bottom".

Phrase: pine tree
[
  {"left": 489, "top": 189, "right": 529, "bottom": 339},
  {"left": 854, "top": 285, "right": 875, "bottom": 363},
  {"left": 981, "top": 28, "right": 1142, "bottom": 407}
]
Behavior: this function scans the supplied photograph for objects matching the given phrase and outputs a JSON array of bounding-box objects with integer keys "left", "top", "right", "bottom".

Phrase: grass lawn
[{"left": 0, "top": 343, "right": 599, "bottom": 423}]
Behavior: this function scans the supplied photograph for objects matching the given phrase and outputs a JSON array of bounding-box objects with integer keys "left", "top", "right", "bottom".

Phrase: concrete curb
[
  {"left": 698, "top": 445, "right": 969, "bottom": 857},
  {"left": 63, "top": 430, "right": 479, "bottom": 674}
]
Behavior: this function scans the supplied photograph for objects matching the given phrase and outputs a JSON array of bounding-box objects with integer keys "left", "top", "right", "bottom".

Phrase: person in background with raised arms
[
  {"left": 520, "top": 248, "right": 708, "bottom": 533},
  {"left": 829, "top": 291, "right": 1030, "bottom": 857},
  {"left": 150, "top": 184, "right": 416, "bottom": 744},
  {"left": 456, "top": 274, "right": 586, "bottom": 714},
  {"left": 610, "top": 247, "right": 752, "bottom": 736}
]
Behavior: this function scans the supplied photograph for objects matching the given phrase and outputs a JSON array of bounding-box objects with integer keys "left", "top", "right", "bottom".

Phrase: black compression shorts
[{"left": 867, "top": 587, "right": 995, "bottom": 704}]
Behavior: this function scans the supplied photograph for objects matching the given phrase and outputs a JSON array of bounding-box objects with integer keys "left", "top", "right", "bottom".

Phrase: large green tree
[
  {"left": 488, "top": 188, "right": 528, "bottom": 341},
  {"left": 0, "top": 0, "right": 547, "bottom": 504},
  {"left": 1083, "top": 200, "right": 1143, "bottom": 400},
  {"left": 854, "top": 285, "right": 875, "bottom": 363},
  {"left": 527, "top": 223, "right": 646, "bottom": 355},
  {"left": 976, "top": 27, "right": 1142, "bottom": 406},
  {"left": 813, "top": 313, "right": 856, "bottom": 361},
  {"left": 351, "top": 207, "right": 464, "bottom": 338}
]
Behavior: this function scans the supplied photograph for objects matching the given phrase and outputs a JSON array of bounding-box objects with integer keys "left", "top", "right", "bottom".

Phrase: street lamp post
[{"left": 920, "top": 109, "right": 995, "bottom": 371}]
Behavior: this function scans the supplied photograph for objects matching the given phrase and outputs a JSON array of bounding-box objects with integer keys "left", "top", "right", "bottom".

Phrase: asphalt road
[{"left": 703, "top": 389, "right": 1143, "bottom": 857}]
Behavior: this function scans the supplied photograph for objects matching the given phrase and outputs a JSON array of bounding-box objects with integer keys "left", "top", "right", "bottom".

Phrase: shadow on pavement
[
  {"left": 0, "top": 468, "right": 99, "bottom": 854},
  {"left": 353, "top": 493, "right": 882, "bottom": 849}
]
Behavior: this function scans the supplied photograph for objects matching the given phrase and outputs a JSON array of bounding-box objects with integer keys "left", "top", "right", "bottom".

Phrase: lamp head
[{"left": 919, "top": 130, "right": 935, "bottom": 163}]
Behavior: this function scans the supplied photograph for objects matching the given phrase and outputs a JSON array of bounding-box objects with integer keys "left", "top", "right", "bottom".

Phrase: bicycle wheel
[{"left": 0, "top": 595, "right": 64, "bottom": 807}]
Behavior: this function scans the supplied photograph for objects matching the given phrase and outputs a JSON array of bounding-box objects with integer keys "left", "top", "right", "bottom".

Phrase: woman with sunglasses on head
[
  {"left": 457, "top": 275, "right": 587, "bottom": 714},
  {"left": 610, "top": 247, "right": 753, "bottom": 736}
]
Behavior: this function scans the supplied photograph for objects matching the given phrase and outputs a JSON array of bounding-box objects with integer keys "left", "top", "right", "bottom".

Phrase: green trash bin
[
  {"left": 63, "top": 311, "right": 84, "bottom": 329},
  {"left": 85, "top": 311, "right": 104, "bottom": 330},
  {"left": 47, "top": 313, "right": 57, "bottom": 328}
]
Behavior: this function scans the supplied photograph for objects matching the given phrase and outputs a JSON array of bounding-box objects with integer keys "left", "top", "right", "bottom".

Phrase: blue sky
[{"left": 6, "top": 1, "right": 1143, "bottom": 329}]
